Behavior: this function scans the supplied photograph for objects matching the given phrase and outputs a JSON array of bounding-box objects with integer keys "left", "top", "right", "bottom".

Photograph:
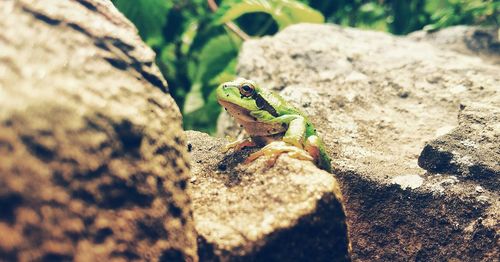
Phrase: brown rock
[
  {"left": 186, "top": 131, "right": 350, "bottom": 261},
  {"left": 0, "top": 0, "right": 196, "bottom": 261}
]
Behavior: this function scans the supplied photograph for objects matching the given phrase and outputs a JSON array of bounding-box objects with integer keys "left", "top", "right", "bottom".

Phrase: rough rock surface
[
  {"left": 219, "top": 24, "right": 500, "bottom": 261},
  {"left": 0, "top": 0, "right": 196, "bottom": 261},
  {"left": 409, "top": 26, "right": 500, "bottom": 65},
  {"left": 418, "top": 103, "right": 499, "bottom": 191},
  {"left": 186, "top": 131, "right": 350, "bottom": 261}
]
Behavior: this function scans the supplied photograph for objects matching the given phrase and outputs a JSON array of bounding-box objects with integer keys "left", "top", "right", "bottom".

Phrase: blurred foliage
[{"left": 112, "top": 0, "right": 499, "bottom": 133}]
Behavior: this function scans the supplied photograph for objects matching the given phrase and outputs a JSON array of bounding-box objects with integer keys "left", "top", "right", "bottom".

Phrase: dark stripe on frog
[{"left": 251, "top": 93, "right": 279, "bottom": 117}]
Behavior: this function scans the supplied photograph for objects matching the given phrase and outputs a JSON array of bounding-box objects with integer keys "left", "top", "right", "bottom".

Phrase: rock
[
  {"left": 229, "top": 24, "right": 499, "bottom": 261},
  {"left": 418, "top": 103, "right": 499, "bottom": 191},
  {"left": 186, "top": 131, "right": 350, "bottom": 261},
  {"left": 0, "top": 0, "right": 196, "bottom": 261},
  {"left": 409, "top": 26, "right": 500, "bottom": 65}
]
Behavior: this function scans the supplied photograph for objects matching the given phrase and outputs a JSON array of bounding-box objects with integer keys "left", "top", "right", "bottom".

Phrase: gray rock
[
  {"left": 229, "top": 24, "right": 499, "bottom": 261},
  {"left": 0, "top": 0, "right": 196, "bottom": 261},
  {"left": 409, "top": 26, "right": 500, "bottom": 65},
  {"left": 418, "top": 103, "right": 499, "bottom": 191},
  {"left": 186, "top": 131, "right": 350, "bottom": 261}
]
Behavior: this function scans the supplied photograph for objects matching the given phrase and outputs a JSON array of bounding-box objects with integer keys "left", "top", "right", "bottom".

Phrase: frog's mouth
[
  {"left": 218, "top": 100, "right": 256, "bottom": 122},
  {"left": 218, "top": 100, "right": 286, "bottom": 136}
]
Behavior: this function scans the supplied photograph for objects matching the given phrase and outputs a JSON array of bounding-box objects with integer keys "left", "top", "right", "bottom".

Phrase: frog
[{"left": 216, "top": 78, "right": 332, "bottom": 172}]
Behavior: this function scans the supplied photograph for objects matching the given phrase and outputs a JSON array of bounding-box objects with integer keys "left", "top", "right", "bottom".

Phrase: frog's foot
[
  {"left": 222, "top": 138, "right": 256, "bottom": 153},
  {"left": 304, "top": 135, "right": 320, "bottom": 163},
  {"left": 244, "top": 141, "right": 313, "bottom": 167}
]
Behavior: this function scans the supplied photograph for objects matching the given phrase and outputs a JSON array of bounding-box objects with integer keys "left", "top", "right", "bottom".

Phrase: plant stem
[{"left": 207, "top": 0, "right": 250, "bottom": 41}]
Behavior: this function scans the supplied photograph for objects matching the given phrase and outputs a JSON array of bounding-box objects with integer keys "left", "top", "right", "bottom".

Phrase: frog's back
[
  {"left": 266, "top": 89, "right": 321, "bottom": 137},
  {"left": 264, "top": 89, "right": 306, "bottom": 117}
]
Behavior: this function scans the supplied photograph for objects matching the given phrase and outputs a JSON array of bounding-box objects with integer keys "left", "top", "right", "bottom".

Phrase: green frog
[
  {"left": 216, "top": 78, "right": 332, "bottom": 172},
  {"left": 216, "top": 78, "right": 352, "bottom": 260}
]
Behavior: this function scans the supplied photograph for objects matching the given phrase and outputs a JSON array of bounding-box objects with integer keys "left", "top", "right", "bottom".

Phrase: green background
[{"left": 111, "top": 0, "right": 499, "bottom": 133}]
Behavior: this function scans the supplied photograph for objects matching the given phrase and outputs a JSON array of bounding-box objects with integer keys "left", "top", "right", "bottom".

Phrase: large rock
[
  {"left": 186, "top": 131, "right": 350, "bottom": 261},
  {"left": 0, "top": 0, "right": 196, "bottom": 261},
  {"left": 223, "top": 24, "right": 500, "bottom": 261}
]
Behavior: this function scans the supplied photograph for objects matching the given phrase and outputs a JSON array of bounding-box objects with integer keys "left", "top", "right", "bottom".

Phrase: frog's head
[
  {"left": 216, "top": 78, "right": 269, "bottom": 122},
  {"left": 216, "top": 78, "right": 260, "bottom": 109}
]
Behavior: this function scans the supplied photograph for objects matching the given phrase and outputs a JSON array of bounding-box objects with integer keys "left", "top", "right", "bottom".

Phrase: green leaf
[
  {"left": 281, "top": 0, "right": 325, "bottom": 25},
  {"left": 159, "top": 43, "right": 177, "bottom": 81},
  {"left": 113, "top": 0, "right": 171, "bottom": 40},
  {"left": 196, "top": 34, "right": 240, "bottom": 86},
  {"left": 183, "top": 84, "right": 205, "bottom": 114},
  {"left": 181, "top": 22, "right": 199, "bottom": 55},
  {"left": 183, "top": 90, "right": 222, "bottom": 134},
  {"left": 183, "top": 35, "right": 240, "bottom": 113},
  {"left": 209, "top": 57, "right": 237, "bottom": 86},
  {"left": 215, "top": 0, "right": 324, "bottom": 30},
  {"left": 357, "top": 2, "right": 387, "bottom": 30},
  {"left": 424, "top": 0, "right": 449, "bottom": 14}
]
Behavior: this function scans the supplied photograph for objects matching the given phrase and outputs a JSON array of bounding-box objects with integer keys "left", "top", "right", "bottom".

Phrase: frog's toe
[
  {"left": 287, "top": 150, "right": 314, "bottom": 161},
  {"left": 244, "top": 141, "right": 313, "bottom": 166},
  {"left": 222, "top": 138, "right": 256, "bottom": 153},
  {"left": 265, "top": 153, "right": 281, "bottom": 167},
  {"left": 282, "top": 136, "right": 303, "bottom": 149}
]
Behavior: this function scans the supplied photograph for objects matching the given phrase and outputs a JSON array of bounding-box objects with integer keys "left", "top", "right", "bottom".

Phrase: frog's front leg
[
  {"left": 280, "top": 116, "right": 329, "bottom": 170},
  {"left": 249, "top": 111, "right": 306, "bottom": 148},
  {"left": 222, "top": 138, "right": 256, "bottom": 153},
  {"left": 282, "top": 116, "right": 307, "bottom": 148},
  {"left": 244, "top": 114, "right": 313, "bottom": 166}
]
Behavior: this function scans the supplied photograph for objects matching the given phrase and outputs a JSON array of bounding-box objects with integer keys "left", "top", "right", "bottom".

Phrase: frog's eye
[{"left": 239, "top": 84, "right": 255, "bottom": 97}]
